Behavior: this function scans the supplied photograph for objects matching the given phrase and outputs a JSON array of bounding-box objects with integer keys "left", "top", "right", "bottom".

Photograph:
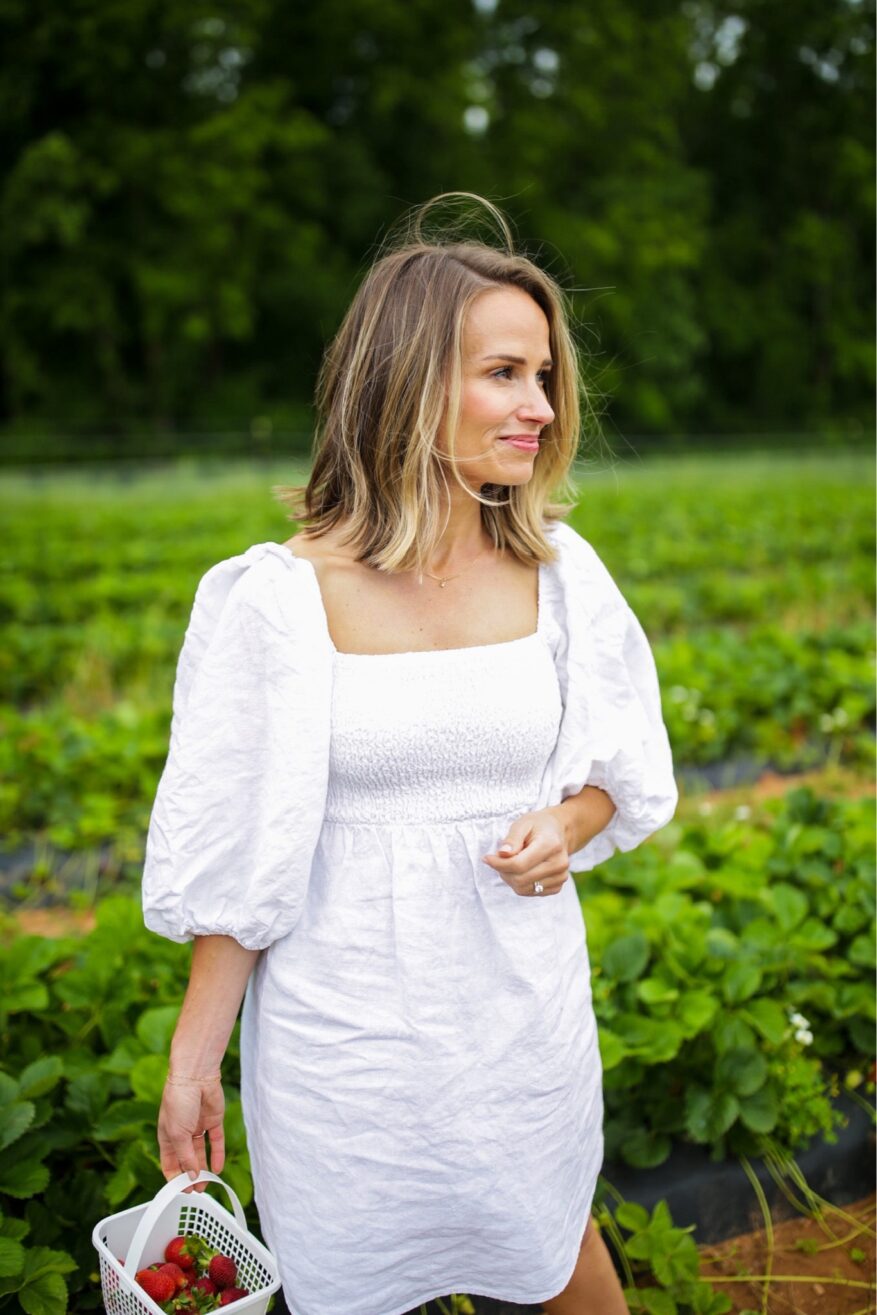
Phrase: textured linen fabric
[{"left": 141, "top": 518, "right": 678, "bottom": 1315}]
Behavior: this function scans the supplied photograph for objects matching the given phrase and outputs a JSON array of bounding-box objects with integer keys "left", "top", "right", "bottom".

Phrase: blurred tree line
[{"left": 1, "top": 0, "right": 873, "bottom": 456}]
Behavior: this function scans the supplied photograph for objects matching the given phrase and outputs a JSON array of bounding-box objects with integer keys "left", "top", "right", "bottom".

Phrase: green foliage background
[{"left": 1, "top": 0, "right": 873, "bottom": 452}]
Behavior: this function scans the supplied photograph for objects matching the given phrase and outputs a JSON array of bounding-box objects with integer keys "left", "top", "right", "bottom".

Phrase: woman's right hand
[{"left": 157, "top": 1076, "right": 226, "bottom": 1193}]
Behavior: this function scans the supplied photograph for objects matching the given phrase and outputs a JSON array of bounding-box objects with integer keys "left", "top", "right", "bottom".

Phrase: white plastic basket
[{"left": 92, "top": 1169, "right": 282, "bottom": 1315}]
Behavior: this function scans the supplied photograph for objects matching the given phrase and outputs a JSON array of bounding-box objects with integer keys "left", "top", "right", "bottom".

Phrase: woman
[{"left": 143, "top": 193, "right": 678, "bottom": 1315}]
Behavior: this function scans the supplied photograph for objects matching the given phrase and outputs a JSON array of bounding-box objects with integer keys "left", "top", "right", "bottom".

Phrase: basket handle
[{"left": 122, "top": 1171, "right": 247, "bottom": 1278}]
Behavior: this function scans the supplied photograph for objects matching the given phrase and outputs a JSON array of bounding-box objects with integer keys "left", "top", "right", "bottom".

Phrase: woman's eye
[{"left": 491, "top": 366, "right": 551, "bottom": 387}]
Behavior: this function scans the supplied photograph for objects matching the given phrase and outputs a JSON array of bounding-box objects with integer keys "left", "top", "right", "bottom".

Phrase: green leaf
[
  {"left": 92, "top": 1099, "right": 156, "bottom": 1141},
  {"left": 613, "top": 1015, "right": 685, "bottom": 1063},
  {"left": 16, "top": 1058, "right": 64, "bottom": 1101},
  {"left": 690, "top": 1286, "right": 733, "bottom": 1314},
  {"left": 849, "top": 934, "right": 876, "bottom": 969},
  {"left": 597, "top": 1028, "right": 628, "bottom": 1071},
  {"left": 705, "top": 928, "right": 740, "bottom": 960},
  {"left": 615, "top": 1201, "right": 650, "bottom": 1232},
  {"left": 602, "top": 932, "right": 650, "bottom": 982},
  {"left": 135, "top": 1005, "right": 181, "bottom": 1055},
  {"left": 715, "top": 1048, "right": 768, "bottom": 1097},
  {"left": 637, "top": 976, "right": 680, "bottom": 1006},
  {"left": 129, "top": 1054, "right": 168, "bottom": 1104},
  {"left": 792, "top": 918, "right": 838, "bottom": 951},
  {"left": 4, "top": 983, "right": 50, "bottom": 1014},
  {"left": 640, "top": 1287, "right": 678, "bottom": 1315},
  {"left": 0, "top": 1073, "right": 19, "bottom": 1106},
  {"left": 722, "top": 962, "right": 762, "bottom": 1004},
  {"left": 0, "top": 1160, "right": 50, "bottom": 1199},
  {"left": 713, "top": 1015, "right": 757, "bottom": 1053},
  {"left": 64, "top": 1071, "right": 113, "bottom": 1122},
  {"left": 101, "top": 1036, "right": 147, "bottom": 1076},
  {"left": 742, "top": 998, "right": 788, "bottom": 1045},
  {"left": 686, "top": 1088, "right": 740, "bottom": 1142},
  {"left": 678, "top": 989, "right": 718, "bottom": 1035},
  {"left": 104, "top": 1138, "right": 162, "bottom": 1208},
  {"left": 19, "top": 1270, "right": 68, "bottom": 1315},
  {"left": 621, "top": 1127, "right": 672, "bottom": 1169},
  {"left": 738, "top": 1084, "right": 779, "bottom": 1133},
  {"left": 0, "top": 1101, "right": 35, "bottom": 1152},
  {"left": 849, "top": 1017, "right": 877, "bottom": 1056},
  {"left": 652, "top": 1233, "right": 701, "bottom": 1286},
  {"left": 20, "top": 1248, "right": 75, "bottom": 1278},
  {"left": 694, "top": 1283, "right": 736, "bottom": 1315},
  {"left": 833, "top": 904, "right": 869, "bottom": 936},
  {"left": 770, "top": 883, "right": 809, "bottom": 932},
  {"left": 0, "top": 1215, "right": 30, "bottom": 1242},
  {"left": 0, "top": 1235, "right": 25, "bottom": 1278}
]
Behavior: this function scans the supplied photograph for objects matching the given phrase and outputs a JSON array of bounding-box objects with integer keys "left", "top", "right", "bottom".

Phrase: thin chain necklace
[{"left": 421, "top": 542, "right": 492, "bottom": 588}]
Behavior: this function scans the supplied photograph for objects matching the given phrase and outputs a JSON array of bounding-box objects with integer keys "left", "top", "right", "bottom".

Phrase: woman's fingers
[
  {"left": 191, "top": 1131, "right": 209, "bottom": 1191},
  {"left": 498, "top": 851, "right": 570, "bottom": 897},
  {"left": 157, "top": 1081, "right": 225, "bottom": 1190},
  {"left": 205, "top": 1120, "right": 226, "bottom": 1176},
  {"left": 161, "top": 1127, "right": 203, "bottom": 1186}
]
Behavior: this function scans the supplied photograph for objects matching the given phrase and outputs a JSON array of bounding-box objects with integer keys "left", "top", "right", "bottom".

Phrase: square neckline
[{"left": 280, "top": 545, "right": 546, "bottom": 659}]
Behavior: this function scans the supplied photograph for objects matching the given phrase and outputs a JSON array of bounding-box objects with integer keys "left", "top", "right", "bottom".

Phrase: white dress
[{"left": 141, "top": 519, "right": 678, "bottom": 1315}]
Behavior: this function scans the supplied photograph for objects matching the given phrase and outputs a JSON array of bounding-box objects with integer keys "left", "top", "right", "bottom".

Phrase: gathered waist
[{"left": 320, "top": 802, "right": 536, "bottom": 830}]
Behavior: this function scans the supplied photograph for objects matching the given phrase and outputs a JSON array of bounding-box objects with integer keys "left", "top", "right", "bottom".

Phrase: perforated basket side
[
  {"left": 97, "top": 1242, "right": 162, "bottom": 1315},
  {"left": 175, "top": 1195, "right": 276, "bottom": 1297}
]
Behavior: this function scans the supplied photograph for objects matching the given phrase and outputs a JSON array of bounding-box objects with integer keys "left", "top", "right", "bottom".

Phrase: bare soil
[
  {"left": 12, "top": 905, "right": 97, "bottom": 936},
  {"left": 705, "top": 764, "right": 876, "bottom": 806},
  {"left": 694, "top": 1192, "right": 876, "bottom": 1315}
]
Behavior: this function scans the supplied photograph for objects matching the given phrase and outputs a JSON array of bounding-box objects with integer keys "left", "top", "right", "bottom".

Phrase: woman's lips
[{"left": 499, "top": 435, "right": 540, "bottom": 452}]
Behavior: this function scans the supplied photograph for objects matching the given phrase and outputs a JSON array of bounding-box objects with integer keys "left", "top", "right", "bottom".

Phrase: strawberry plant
[{"left": 582, "top": 788, "right": 875, "bottom": 1168}]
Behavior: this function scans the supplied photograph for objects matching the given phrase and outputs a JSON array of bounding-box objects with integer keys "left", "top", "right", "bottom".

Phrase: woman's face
[{"left": 445, "top": 284, "right": 556, "bottom": 489}]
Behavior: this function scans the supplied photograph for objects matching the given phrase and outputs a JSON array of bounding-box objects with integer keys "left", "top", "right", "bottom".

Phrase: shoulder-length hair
[{"left": 275, "top": 193, "right": 599, "bottom": 575}]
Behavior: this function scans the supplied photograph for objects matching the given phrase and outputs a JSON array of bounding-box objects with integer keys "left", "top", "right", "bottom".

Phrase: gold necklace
[{"left": 421, "top": 543, "right": 491, "bottom": 588}]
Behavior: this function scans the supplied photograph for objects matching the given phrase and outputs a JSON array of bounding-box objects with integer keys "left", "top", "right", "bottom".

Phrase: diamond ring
[{"left": 533, "top": 881, "right": 544, "bottom": 895}]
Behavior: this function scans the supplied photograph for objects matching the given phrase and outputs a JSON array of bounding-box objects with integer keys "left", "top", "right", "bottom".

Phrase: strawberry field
[{"left": 0, "top": 450, "right": 874, "bottom": 1315}]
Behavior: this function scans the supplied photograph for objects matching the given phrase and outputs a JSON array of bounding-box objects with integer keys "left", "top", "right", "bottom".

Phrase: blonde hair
[{"left": 274, "top": 192, "right": 599, "bottom": 574}]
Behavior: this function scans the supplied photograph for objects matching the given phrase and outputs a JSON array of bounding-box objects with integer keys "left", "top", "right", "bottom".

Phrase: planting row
[
  {"left": 1, "top": 614, "right": 873, "bottom": 854},
  {"left": 582, "top": 786, "right": 875, "bottom": 1168}
]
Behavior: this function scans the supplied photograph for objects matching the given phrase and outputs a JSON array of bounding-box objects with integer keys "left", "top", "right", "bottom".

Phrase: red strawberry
[
  {"left": 208, "top": 1254, "right": 238, "bottom": 1289},
  {"left": 219, "top": 1288, "right": 249, "bottom": 1305},
  {"left": 190, "top": 1276, "right": 218, "bottom": 1295},
  {"left": 165, "top": 1236, "right": 199, "bottom": 1272},
  {"left": 136, "top": 1268, "right": 176, "bottom": 1304},
  {"left": 158, "top": 1261, "right": 189, "bottom": 1292}
]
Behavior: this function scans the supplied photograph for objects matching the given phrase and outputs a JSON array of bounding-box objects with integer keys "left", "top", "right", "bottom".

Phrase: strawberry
[
  {"left": 219, "top": 1288, "right": 249, "bottom": 1304},
  {"left": 190, "top": 1277, "right": 218, "bottom": 1295},
  {"left": 136, "top": 1268, "right": 176, "bottom": 1304},
  {"left": 164, "top": 1236, "right": 200, "bottom": 1272},
  {"left": 208, "top": 1254, "right": 238, "bottom": 1289},
  {"left": 158, "top": 1262, "right": 189, "bottom": 1292}
]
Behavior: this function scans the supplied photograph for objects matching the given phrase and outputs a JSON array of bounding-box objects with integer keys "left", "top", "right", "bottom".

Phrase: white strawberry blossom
[{"left": 788, "top": 1010, "right": 814, "bottom": 1045}]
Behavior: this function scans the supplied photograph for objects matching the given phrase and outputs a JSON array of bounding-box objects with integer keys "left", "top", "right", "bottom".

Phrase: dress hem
[{"left": 280, "top": 1188, "right": 596, "bottom": 1315}]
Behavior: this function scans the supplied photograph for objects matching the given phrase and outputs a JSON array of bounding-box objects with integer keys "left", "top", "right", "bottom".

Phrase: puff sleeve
[
  {"left": 141, "top": 543, "right": 334, "bottom": 951},
  {"left": 540, "top": 521, "right": 679, "bottom": 872}
]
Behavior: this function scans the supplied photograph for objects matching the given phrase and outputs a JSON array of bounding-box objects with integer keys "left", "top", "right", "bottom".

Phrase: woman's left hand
[{"left": 481, "top": 808, "right": 570, "bottom": 897}]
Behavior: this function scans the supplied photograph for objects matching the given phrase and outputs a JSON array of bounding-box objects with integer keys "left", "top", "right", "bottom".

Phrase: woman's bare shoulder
[{"left": 281, "top": 526, "right": 356, "bottom": 566}]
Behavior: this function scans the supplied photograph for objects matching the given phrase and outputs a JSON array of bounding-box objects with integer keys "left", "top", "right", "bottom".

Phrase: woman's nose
[{"left": 518, "top": 382, "right": 555, "bottom": 427}]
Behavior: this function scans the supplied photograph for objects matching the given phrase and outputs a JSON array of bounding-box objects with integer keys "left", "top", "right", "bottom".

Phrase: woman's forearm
[
  {"left": 547, "top": 784, "right": 617, "bottom": 856},
  {"left": 169, "top": 935, "right": 261, "bottom": 1075}
]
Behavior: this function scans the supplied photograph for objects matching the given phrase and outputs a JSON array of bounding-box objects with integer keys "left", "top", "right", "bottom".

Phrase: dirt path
[{"left": 695, "top": 1192, "right": 876, "bottom": 1315}]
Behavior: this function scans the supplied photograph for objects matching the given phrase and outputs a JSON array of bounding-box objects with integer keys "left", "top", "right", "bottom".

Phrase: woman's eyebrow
[{"left": 480, "top": 353, "right": 553, "bottom": 368}]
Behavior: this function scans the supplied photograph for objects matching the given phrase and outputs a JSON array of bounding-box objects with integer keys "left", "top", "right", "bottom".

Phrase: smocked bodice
[{"left": 324, "top": 632, "right": 563, "bottom": 825}]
